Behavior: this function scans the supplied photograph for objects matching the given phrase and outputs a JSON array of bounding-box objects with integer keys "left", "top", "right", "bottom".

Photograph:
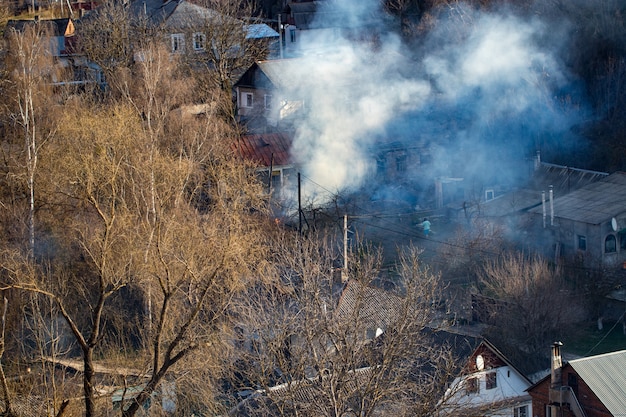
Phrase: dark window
[
  {"left": 620, "top": 232, "right": 626, "bottom": 250},
  {"left": 193, "top": 32, "right": 206, "bottom": 50},
  {"left": 396, "top": 155, "right": 407, "bottom": 172},
  {"left": 242, "top": 93, "right": 253, "bottom": 108},
  {"left": 577, "top": 235, "right": 586, "bottom": 251},
  {"left": 486, "top": 372, "right": 497, "bottom": 390},
  {"left": 605, "top": 234, "right": 617, "bottom": 253},
  {"left": 466, "top": 377, "right": 479, "bottom": 394},
  {"left": 377, "top": 158, "right": 386, "bottom": 176}
]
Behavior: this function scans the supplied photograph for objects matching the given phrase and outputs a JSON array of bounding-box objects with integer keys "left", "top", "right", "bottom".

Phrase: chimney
[
  {"left": 549, "top": 185, "right": 554, "bottom": 226},
  {"left": 542, "top": 191, "right": 546, "bottom": 228},
  {"left": 534, "top": 150, "right": 541, "bottom": 170},
  {"left": 549, "top": 342, "right": 563, "bottom": 403},
  {"left": 435, "top": 178, "right": 443, "bottom": 208}
]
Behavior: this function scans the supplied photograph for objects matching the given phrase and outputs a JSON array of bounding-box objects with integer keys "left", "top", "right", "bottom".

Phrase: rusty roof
[{"left": 235, "top": 132, "right": 293, "bottom": 168}]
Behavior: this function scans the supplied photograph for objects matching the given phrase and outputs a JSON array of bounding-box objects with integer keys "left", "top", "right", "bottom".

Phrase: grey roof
[
  {"left": 128, "top": 0, "right": 180, "bottom": 25},
  {"left": 568, "top": 350, "right": 626, "bottom": 416},
  {"left": 254, "top": 59, "right": 309, "bottom": 92},
  {"left": 245, "top": 23, "right": 279, "bottom": 39},
  {"left": 528, "top": 171, "right": 626, "bottom": 224},
  {"left": 335, "top": 279, "right": 403, "bottom": 333}
]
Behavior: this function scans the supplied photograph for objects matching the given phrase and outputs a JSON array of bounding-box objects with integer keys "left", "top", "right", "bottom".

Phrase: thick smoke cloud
[{"left": 284, "top": 0, "right": 586, "bottom": 206}]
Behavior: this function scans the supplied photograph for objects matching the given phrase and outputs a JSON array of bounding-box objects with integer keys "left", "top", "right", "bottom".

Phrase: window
[
  {"left": 264, "top": 94, "right": 272, "bottom": 110},
  {"left": 377, "top": 158, "right": 386, "bottom": 176},
  {"left": 241, "top": 92, "right": 253, "bottom": 108},
  {"left": 192, "top": 32, "right": 206, "bottom": 51},
  {"left": 605, "top": 234, "right": 617, "bottom": 253},
  {"left": 171, "top": 33, "right": 185, "bottom": 53},
  {"left": 577, "top": 235, "right": 587, "bottom": 251},
  {"left": 514, "top": 405, "right": 528, "bottom": 417},
  {"left": 486, "top": 372, "right": 497, "bottom": 390},
  {"left": 485, "top": 189, "right": 495, "bottom": 201},
  {"left": 396, "top": 155, "right": 407, "bottom": 172},
  {"left": 546, "top": 405, "right": 558, "bottom": 417},
  {"left": 289, "top": 26, "right": 296, "bottom": 43},
  {"left": 465, "top": 377, "right": 479, "bottom": 394}
]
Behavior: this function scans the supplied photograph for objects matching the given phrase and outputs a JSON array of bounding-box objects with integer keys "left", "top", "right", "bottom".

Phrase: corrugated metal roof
[
  {"left": 568, "top": 350, "right": 626, "bottom": 416},
  {"left": 528, "top": 171, "right": 626, "bottom": 224},
  {"left": 235, "top": 132, "right": 293, "bottom": 168}
]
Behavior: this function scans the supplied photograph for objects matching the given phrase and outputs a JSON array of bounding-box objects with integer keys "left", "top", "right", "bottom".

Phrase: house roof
[
  {"left": 235, "top": 132, "right": 293, "bottom": 168},
  {"left": 128, "top": 0, "right": 180, "bottom": 25},
  {"left": 335, "top": 279, "right": 404, "bottom": 333},
  {"left": 528, "top": 171, "right": 626, "bottom": 224},
  {"left": 245, "top": 23, "right": 279, "bottom": 39},
  {"left": 567, "top": 350, "right": 626, "bottom": 416},
  {"left": 256, "top": 59, "right": 305, "bottom": 91},
  {"left": 5, "top": 18, "right": 74, "bottom": 37}
]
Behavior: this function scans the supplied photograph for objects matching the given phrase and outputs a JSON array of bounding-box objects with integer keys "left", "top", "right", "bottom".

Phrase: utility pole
[
  {"left": 342, "top": 214, "right": 348, "bottom": 283},
  {"left": 298, "top": 173, "right": 302, "bottom": 235},
  {"left": 278, "top": 13, "right": 284, "bottom": 59}
]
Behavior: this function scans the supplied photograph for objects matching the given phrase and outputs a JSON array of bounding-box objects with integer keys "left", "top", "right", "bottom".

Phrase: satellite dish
[
  {"left": 476, "top": 354, "right": 485, "bottom": 371},
  {"left": 612, "top": 217, "right": 618, "bottom": 232}
]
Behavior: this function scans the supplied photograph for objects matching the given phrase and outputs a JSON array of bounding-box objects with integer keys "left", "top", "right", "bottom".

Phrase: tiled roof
[
  {"left": 568, "top": 350, "right": 626, "bottom": 417},
  {"left": 235, "top": 132, "right": 293, "bottom": 168},
  {"left": 335, "top": 279, "right": 403, "bottom": 333},
  {"left": 528, "top": 171, "right": 626, "bottom": 224}
]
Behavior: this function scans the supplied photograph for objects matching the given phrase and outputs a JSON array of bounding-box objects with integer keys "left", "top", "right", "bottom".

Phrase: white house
[{"left": 440, "top": 340, "right": 537, "bottom": 417}]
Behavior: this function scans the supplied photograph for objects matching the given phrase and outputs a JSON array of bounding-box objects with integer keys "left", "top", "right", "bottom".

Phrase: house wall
[
  {"left": 528, "top": 366, "right": 613, "bottom": 417},
  {"left": 445, "top": 365, "right": 532, "bottom": 416},
  {"left": 530, "top": 214, "right": 626, "bottom": 268}
]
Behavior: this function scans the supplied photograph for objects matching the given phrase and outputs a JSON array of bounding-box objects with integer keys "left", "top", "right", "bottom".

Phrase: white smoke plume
[{"left": 282, "top": 0, "right": 584, "bottom": 205}]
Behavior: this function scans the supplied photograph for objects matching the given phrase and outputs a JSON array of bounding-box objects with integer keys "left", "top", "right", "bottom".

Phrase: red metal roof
[{"left": 235, "top": 132, "right": 293, "bottom": 168}]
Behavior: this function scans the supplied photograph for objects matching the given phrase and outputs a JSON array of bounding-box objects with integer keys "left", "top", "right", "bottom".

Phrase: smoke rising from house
[{"left": 285, "top": 0, "right": 586, "bottom": 206}]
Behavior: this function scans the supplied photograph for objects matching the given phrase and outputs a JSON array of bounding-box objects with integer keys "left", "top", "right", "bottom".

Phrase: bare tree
[
  {"left": 4, "top": 23, "right": 56, "bottom": 257},
  {"left": 478, "top": 251, "right": 586, "bottom": 356},
  {"left": 228, "top": 232, "right": 471, "bottom": 417}
]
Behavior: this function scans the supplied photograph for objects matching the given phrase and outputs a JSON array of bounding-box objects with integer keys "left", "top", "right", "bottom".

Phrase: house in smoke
[
  {"left": 234, "top": 59, "right": 306, "bottom": 131},
  {"left": 524, "top": 170, "right": 626, "bottom": 268},
  {"left": 527, "top": 342, "right": 626, "bottom": 417},
  {"left": 278, "top": 0, "right": 393, "bottom": 57}
]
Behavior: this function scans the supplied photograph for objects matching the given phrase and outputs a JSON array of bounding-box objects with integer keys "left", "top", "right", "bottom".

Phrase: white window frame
[
  {"left": 192, "top": 32, "right": 206, "bottom": 51},
  {"left": 264, "top": 94, "right": 272, "bottom": 110},
  {"left": 241, "top": 92, "right": 253, "bottom": 108},
  {"left": 514, "top": 405, "right": 528, "bottom": 417},
  {"left": 171, "top": 33, "right": 185, "bottom": 53}
]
